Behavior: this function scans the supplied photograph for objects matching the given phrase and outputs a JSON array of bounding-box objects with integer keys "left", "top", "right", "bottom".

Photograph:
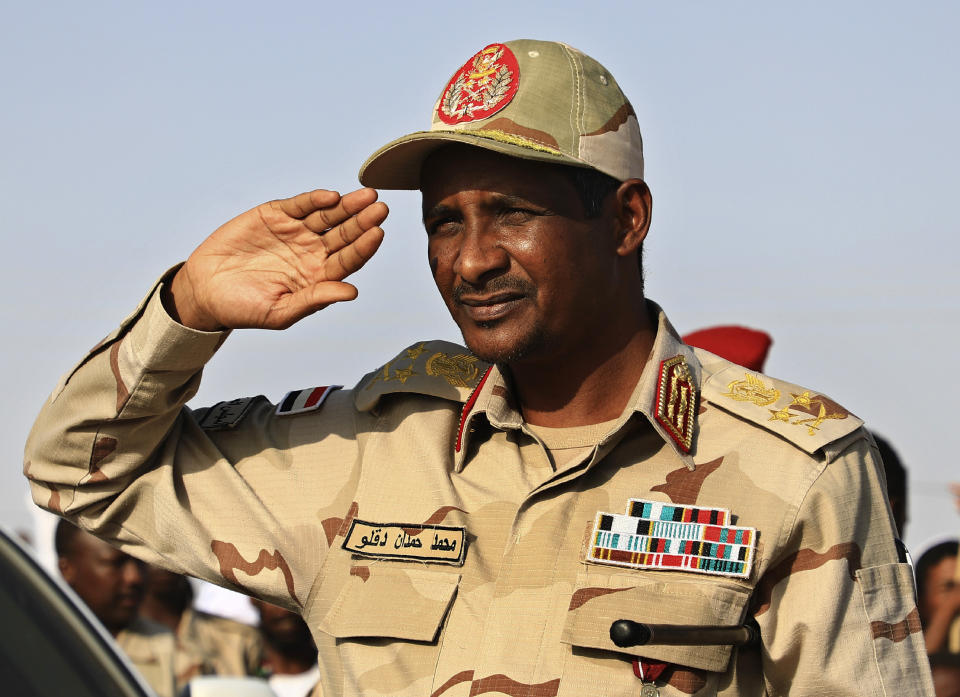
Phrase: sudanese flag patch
[
  {"left": 276, "top": 385, "right": 341, "bottom": 416},
  {"left": 437, "top": 43, "right": 520, "bottom": 125}
]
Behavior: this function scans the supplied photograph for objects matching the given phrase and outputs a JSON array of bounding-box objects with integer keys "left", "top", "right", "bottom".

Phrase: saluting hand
[{"left": 165, "top": 188, "right": 387, "bottom": 331}]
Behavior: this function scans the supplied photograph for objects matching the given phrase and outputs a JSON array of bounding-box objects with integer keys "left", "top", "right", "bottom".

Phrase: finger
[
  {"left": 316, "top": 201, "right": 389, "bottom": 255},
  {"left": 268, "top": 282, "right": 360, "bottom": 328},
  {"left": 325, "top": 226, "right": 385, "bottom": 281},
  {"left": 274, "top": 189, "right": 341, "bottom": 219},
  {"left": 301, "top": 188, "right": 379, "bottom": 232}
]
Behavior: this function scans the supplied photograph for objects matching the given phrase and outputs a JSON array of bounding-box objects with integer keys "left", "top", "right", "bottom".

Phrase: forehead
[
  {"left": 72, "top": 530, "right": 124, "bottom": 559},
  {"left": 420, "top": 145, "right": 581, "bottom": 213},
  {"left": 925, "top": 556, "right": 957, "bottom": 587}
]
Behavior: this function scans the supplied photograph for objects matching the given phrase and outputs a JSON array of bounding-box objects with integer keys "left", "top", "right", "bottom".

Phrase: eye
[
  {"left": 425, "top": 217, "right": 460, "bottom": 238},
  {"left": 500, "top": 207, "right": 537, "bottom": 225}
]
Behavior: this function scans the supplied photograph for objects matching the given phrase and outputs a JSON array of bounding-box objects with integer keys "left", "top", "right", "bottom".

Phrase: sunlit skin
[
  {"left": 421, "top": 145, "right": 655, "bottom": 427},
  {"left": 58, "top": 529, "right": 145, "bottom": 636}
]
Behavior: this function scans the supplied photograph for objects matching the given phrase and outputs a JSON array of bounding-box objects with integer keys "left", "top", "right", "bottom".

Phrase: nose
[
  {"left": 453, "top": 219, "right": 510, "bottom": 286},
  {"left": 122, "top": 557, "right": 144, "bottom": 587}
]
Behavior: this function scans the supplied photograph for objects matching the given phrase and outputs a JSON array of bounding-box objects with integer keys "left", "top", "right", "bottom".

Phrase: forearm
[{"left": 24, "top": 271, "right": 225, "bottom": 521}]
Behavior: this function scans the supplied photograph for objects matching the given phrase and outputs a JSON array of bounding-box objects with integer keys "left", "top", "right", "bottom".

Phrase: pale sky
[{"left": 2, "top": 1, "right": 958, "bottom": 554}]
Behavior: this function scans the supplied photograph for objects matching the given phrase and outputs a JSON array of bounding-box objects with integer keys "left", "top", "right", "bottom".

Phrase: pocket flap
[
  {"left": 317, "top": 566, "right": 460, "bottom": 642},
  {"left": 561, "top": 571, "right": 751, "bottom": 672}
]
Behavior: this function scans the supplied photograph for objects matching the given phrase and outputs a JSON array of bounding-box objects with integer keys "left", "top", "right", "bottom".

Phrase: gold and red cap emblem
[{"left": 437, "top": 44, "right": 520, "bottom": 125}]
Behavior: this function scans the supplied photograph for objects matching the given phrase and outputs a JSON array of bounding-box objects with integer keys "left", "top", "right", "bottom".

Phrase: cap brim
[{"left": 358, "top": 130, "right": 591, "bottom": 190}]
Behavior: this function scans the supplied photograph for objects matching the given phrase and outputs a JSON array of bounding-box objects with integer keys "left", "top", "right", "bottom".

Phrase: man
[
  {"left": 916, "top": 541, "right": 960, "bottom": 655},
  {"left": 55, "top": 520, "right": 177, "bottom": 697},
  {"left": 26, "top": 39, "right": 931, "bottom": 696},
  {"left": 140, "top": 565, "right": 263, "bottom": 681},
  {"left": 873, "top": 433, "right": 909, "bottom": 538}
]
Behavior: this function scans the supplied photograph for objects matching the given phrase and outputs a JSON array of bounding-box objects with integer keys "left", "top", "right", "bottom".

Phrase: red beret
[{"left": 682, "top": 325, "right": 772, "bottom": 372}]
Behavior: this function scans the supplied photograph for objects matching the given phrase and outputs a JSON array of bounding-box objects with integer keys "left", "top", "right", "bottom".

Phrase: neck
[
  {"left": 263, "top": 642, "right": 317, "bottom": 676},
  {"left": 139, "top": 594, "right": 187, "bottom": 633},
  {"left": 510, "top": 302, "right": 655, "bottom": 427}
]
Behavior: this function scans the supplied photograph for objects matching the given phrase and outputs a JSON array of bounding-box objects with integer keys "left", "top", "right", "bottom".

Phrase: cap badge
[
  {"left": 654, "top": 355, "right": 697, "bottom": 453},
  {"left": 437, "top": 43, "right": 520, "bottom": 125}
]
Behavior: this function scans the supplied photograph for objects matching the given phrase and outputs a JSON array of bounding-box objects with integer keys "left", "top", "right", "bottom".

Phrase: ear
[
  {"left": 58, "top": 556, "right": 74, "bottom": 584},
  {"left": 613, "top": 179, "right": 652, "bottom": 257}
]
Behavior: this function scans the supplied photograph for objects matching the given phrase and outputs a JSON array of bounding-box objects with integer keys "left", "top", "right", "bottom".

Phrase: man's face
[
  {"left": 59, "top": 531, "right": 144, "bottom": 634},
  {"left": 421, "top": 146, "right": 622, "bottom": 365},
  {"left": 919, "top": 554, "right": 958, "bottom": 622}
]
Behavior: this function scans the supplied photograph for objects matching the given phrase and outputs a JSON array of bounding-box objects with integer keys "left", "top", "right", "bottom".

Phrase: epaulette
[
  {"left": 354, "top": 340, "right": 491, "bottom": 412},
  {"left": 701, "top": 357, "right": 864, "bottom": 458}
]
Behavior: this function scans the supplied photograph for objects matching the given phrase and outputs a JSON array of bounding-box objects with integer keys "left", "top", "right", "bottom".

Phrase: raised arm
[{"left": 24, "top": 187, "right": 387, "bottom": 610}]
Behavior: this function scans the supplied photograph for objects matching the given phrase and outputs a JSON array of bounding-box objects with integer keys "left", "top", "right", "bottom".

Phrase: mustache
[{"left": 452, "top": 276, "right": 536, "bottom": 303}]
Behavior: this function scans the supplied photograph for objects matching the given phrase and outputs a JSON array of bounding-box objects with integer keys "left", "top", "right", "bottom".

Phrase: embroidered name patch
[
  {"left": 587, "top": 498, "right": 756, "bottom": 579},
  {"left": 342, "top": 520, "right": 466, "bottom": 566},
  {"left": 276, "top": 385, "right": 341, "bottom": 416},
  {"left": 198, "top": 397, "right": 257, "bottom": 430}
]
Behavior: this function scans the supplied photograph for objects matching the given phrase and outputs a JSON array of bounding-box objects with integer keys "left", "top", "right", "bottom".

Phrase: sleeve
[
  {"left": 752, "top": 435, "right": 934, "bottom": 696},
  {"left": 23, "top": 274, "right": 363, "bottom": 611}
]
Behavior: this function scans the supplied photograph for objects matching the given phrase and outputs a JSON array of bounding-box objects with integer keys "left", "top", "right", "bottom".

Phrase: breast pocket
[
  {"left": 317, "top": 565, "right": 460, "bottom": 641},
  {"left": 558, "top": 570, "right": 752, "bottom": 697}
]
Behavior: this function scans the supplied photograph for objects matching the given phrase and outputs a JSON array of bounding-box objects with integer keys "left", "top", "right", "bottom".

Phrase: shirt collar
[{"left": 453, "top": 301, "right": 702, "bottom": 472}]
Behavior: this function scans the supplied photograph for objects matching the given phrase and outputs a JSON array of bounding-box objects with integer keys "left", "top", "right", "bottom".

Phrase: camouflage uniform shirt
[{"left": 25, "top": 276, "right": 933, "bottom": 696}]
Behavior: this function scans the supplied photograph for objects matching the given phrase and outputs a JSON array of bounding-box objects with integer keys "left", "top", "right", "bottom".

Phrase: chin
[{"left": 460, "top": 323, "right": 548, "bottom": 365}]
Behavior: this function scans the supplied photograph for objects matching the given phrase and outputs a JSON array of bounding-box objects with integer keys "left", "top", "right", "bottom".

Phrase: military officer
[{"left": 25, "top": 39, "right": 933, "bottom": 696}]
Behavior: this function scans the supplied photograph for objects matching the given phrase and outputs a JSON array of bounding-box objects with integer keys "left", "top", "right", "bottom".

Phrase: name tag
[{"left": 342, "top": 520, "right": 466, "bottom": 566}]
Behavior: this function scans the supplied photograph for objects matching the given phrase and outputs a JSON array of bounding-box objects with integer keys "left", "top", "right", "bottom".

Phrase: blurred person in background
[
  {"left": 930, "top": 653, "right": 960, "bottom": 697},
  {"left": 916, "top": 540, "right": 960, "bottom": 656},
  {"left": 141, "top": 564, "right": 263, "bottom": 686},
  {"left": 873, "top": 433, "right": 909, "bottom": 539},
  {"left": 250, "top": 598, "right": 319, "bottom": 697},
  {"left": 56, "top": 519, "right": 177, "bottom": 697}
]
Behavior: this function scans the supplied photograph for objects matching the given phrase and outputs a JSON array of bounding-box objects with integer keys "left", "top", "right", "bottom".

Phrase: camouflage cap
[{"left": 359, "top": 39, "right": 644, "bottom": 190}]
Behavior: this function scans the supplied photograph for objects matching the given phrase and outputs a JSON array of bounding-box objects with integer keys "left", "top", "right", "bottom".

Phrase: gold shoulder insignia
[
  {"left": 701, "top": 359, "right": 863, "bottom": 456},
  {"left": 354, "top": 340, "right": 491, "bottom": 412}
]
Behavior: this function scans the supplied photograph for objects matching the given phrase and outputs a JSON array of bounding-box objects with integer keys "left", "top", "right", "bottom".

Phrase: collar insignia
[
  {"left": 654, "top": 355, "right": 697, "bottom": 453},
  {"left": 587, "top": 498, "right": 757, "bottom": 579}
]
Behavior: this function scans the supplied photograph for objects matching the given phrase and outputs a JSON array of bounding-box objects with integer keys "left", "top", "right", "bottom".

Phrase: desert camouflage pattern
[
  {"left": 25, "top": 275, "right": 933, "bottom": 696},
  {"left": 173, "top": 607, "right": 264, "bottom": 685},
  {"left": 115, "top": 616, "right": 177, "bottom": 697},
  {"left": 359, "top": 39, "right": 644, "bottom": 189}
]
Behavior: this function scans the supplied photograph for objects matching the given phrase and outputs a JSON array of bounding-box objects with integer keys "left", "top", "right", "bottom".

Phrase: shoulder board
[
  {"left": 700, "top": 355, "right": 864, "bottom": 457},
  {"left": 354, "top": 340, "right": 490, "bottom": 412}
]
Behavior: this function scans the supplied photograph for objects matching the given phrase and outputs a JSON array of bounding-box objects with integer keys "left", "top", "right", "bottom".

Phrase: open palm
[{"left": 167, "top": 188, "right": 387, "bottom": 331}]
